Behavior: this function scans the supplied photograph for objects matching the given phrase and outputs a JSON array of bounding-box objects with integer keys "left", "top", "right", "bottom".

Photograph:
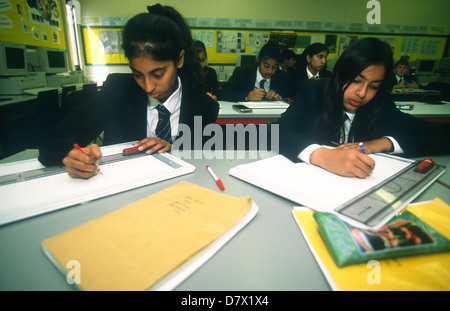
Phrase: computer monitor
[
  {"left": 414, "top": 59, "right": 438, "bottom": 76},
  {"left": 0, "top": 42, "right": 29, "bottom": 76},
  {"left": 236, "top": 53, "right": 257, "bottom": 66},
  {"left": 36, "top": 47, "right": 68, "bottom": 74}
]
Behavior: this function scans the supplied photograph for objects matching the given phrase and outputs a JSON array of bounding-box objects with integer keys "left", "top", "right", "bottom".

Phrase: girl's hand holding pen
[
  {"left": 63, "top": 144, "right": 103, "bottom": 179},
  {"left": 310, "top": 147, "right": 375, "bottom": 178}
]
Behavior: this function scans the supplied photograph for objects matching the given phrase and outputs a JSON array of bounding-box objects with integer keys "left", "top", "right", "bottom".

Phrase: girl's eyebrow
[{"left": 358, "top": 73, "right": 384, "bottom": 83}]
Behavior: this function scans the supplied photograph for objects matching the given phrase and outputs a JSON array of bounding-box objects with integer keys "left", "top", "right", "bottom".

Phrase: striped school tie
[
  {"left": 259, "top": 79, "right": 266, "bottom": 90},
  {"left": 155, "top": 104, "right": 172, "bottom": 143}
]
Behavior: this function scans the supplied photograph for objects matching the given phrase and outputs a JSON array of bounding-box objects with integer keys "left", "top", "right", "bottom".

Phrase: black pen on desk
[
  {"left": 359, "top": 142, "right": 367, "bottom": 154},
  {"left": 74, "top": 144, "right": 103, "bottom": 175}
]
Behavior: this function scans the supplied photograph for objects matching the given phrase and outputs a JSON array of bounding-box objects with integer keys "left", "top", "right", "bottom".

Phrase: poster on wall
[
  {"left": 216, "top": 31, "right": 246, "bottom": 54},
  {"left": 27, "top": 0, "right": 62, "bottom": 44},
  {"left": 0, "top": 0, "right": 65, "bottom": 48},
  {"left": 81, "top": 26, "right": 127, "bottom": 65}
]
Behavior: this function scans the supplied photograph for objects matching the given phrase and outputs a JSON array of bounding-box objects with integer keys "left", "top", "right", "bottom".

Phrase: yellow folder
[
  {"left": 42, "top": 181, "right": 256, "bottom": 291},
  {"left": 293, "top": 198, "right": 450, "bottom": 291}
]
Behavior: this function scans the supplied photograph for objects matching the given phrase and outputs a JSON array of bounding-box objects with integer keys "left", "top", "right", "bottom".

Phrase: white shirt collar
[
  {"left": 306, "top": 66, "right": 319, "bottom": 79},
  {"left": 345, "top": 111, "right": 356, "bottom": 122},
  {"left": 148, "top": 76, "right": 182, "bottom": 113},
  {"left": 395, "top": 74, "right": 403, "bottom": 82},
  {"left": 256, "top": 67, "right": 271, "bottom": 88}
]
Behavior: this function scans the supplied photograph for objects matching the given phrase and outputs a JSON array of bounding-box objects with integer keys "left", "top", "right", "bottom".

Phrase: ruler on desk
[
  {"left": 335, "top": 158, "right": 446, "bottom": 229},
  {"left": 0, "top": 152, "right": 181, "bottom": 186}
]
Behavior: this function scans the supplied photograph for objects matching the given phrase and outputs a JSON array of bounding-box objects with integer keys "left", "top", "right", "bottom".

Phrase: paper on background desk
[
  {"left": 238, "top": 101, "right": 289, "bottom": 109},
  {"left": 0, "top": 143, "right": 195, "bottom": 226},
  {"left": 42, "top": 181, "right": 258, "bottom": 291}
]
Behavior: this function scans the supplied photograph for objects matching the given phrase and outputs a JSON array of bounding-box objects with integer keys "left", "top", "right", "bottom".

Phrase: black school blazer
[
  {"left": 38, "top": 73, "right": 219, "bottom": 166},
  {"left": 219, "top": 63, "right": 295, "bottom": 102},
  {"left": 279, "top": 79, "right": 450, "bottom": 162}
]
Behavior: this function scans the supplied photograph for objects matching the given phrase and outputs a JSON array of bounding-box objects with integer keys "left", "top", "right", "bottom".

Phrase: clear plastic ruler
[
  {"left": 0, "top": 152, "right": 181, "bottom": 186},
  {"left": 335, "top": 161, "right": 446, "bottom": 228}
]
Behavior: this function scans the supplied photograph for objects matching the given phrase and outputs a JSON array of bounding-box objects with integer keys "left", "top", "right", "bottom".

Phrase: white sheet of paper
[{"left": 0, "top": 143, "right": 195, "bottom": 226}]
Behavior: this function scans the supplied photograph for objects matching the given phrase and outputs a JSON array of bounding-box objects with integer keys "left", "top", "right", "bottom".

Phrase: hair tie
[{"left": 147, "top": 3, "right": 163, "bottom": 15}]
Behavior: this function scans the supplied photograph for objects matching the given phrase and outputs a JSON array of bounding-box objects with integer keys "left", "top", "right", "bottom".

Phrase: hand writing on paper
[
  {"left": 64, "top": 144, "right": 102, "bottom": 179},
  {"left": 310, "top": 147, "right": 375, "bottom": 178}
]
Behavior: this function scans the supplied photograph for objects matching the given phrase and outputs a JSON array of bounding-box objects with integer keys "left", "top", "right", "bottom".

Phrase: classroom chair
[{"left": 26, "top": 89, "right": 61, "bottom": 148}]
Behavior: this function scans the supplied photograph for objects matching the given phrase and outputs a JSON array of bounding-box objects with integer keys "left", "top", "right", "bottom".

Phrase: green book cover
[{"left": 314, "top": 210, "right": 450, "bottom": 267}]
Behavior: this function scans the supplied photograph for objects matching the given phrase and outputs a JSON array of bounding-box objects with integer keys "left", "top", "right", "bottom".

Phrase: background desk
[
  {"left": 217, "top": 101, "right": 286, "bottom": 124},
  {"left": 396, "top": 101, "right": 450, "bottom": 123},
  {"left": 217, "top": 100, "right": 450, "bottom": 124},
  {"left": 0, "top": 151, "right": 449, "bottom": 291}
]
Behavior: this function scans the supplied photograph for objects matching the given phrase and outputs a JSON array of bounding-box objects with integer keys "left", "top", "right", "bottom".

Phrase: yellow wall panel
[{"left": 0, "top": 0, "right": 65, "bottom": 49}]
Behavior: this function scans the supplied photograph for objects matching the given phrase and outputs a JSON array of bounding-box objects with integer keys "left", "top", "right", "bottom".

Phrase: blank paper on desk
[
  {"left": 0, "top": 143, "right": 195, "bottom": 226},
  {"left": 42, "top": 181, "right": 257, "bottom": 291},
  {"left": 229, "top": 154, "right": 424, "bottom": 229}
]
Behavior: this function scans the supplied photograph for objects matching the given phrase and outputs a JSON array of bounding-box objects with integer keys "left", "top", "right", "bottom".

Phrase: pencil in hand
[{"left": 73, "top": 144, "right": 103, "bottom": 175}]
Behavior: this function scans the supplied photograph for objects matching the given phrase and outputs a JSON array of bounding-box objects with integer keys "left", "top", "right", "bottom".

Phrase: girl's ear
[
  {"left": 177, "top": 50, "right": 185, "bottom": 68},
  {"left": 306, "top": 55, "right": 312, "bottom": 64}
]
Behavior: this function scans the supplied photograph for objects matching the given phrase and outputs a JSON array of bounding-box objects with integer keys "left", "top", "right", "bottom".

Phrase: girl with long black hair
[
  {"left": 280, "top": 37, "right": 449, "bottom": 178},
  {"left": 39, "top": 4, "right": 219, "bottom": 178}
]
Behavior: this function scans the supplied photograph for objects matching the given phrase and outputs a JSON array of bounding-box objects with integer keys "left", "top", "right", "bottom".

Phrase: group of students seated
[
  {"left": 37, "top": 4, "right": 450, "bottom": 180},
  {"left": 198, "top": 39, "right": 332, "bottom": 102}
]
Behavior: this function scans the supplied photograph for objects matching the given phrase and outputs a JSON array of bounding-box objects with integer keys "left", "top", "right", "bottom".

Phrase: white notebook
[{"left": 229, "top": 154, "right": 443, "bottom": 230}]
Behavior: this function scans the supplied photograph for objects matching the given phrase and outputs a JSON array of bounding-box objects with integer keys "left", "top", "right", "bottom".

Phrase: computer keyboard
[{"left": 22, "top": 87, "right": 61, "bottom": 95}]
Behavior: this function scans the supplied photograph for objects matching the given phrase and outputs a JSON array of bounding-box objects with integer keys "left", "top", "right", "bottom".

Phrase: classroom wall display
[
  {"left": 79, "top": 16, "right": 448, "bottom": 67},
  {"left": 0, "top": 0, "right": 65, "bottom": 49},
  {"left": 81, "top": 26, "right": 126, "bottom": 65}
]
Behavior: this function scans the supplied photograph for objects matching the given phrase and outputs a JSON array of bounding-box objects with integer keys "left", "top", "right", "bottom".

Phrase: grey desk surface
[{"left": 0, "top": 151, "right": 449, "bottom": 291}]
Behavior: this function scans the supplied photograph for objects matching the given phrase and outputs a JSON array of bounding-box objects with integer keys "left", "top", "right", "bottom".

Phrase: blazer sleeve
[
  {"left": 279, "top": 80, "right": 326, "bottom": 161},
  {"left": 38, "top": 74, "right": 145, "bottom": 166}
]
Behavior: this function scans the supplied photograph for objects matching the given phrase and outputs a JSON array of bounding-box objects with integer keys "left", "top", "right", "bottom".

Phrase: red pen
[
  {"left": 206, "top": 165, "right": 224, "bottom": 191},
  {"left": 74, "top": 144, "right": 103, "bottom": 175}
]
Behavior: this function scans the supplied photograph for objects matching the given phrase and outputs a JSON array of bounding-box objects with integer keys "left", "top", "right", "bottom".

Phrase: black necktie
[
  {"left": 155, "top": 105, "right": 172, "bottom": 143},
  {"left": 259, "top": 79, "right": 266, "bottom": 89}
]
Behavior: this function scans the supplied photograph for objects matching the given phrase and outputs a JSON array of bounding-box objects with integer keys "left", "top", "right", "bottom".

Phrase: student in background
[
  {"left": 219, "top": 40, "right": 295, "bottom": 102},
  {"left": 391, "top": 59, "right": 419, "bottom": 89},
  {"left": 38, "top": 4, "right": 219, "bottom": 178},
  {"left": 194, "top": 40, "right": 219, "bottom": 100},
  {"left": 293, "top": 42, "right": 331, "bottom": 83},
  {"left": 280, "top": 48, "right": 297, "bottom": 74},
  {"left": 279, "top": 37, "right": 449, "bottom": 178}
]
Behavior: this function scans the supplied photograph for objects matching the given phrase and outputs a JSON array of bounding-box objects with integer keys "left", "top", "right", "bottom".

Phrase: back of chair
[
  {"left": 61, "top": 85, "right": 77, "bottom": 116},
  {"left": 65, "top": 87, "right": 98, "bottom": 115},
  {"left": 36, "top": 89, "right": 60, "bottom": 122},
  {"left": 29, "top": 89, "right": 61, "bottom": 147},
  {"left": 83, "top": 83, "right": 98, "bottom": 96}
]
